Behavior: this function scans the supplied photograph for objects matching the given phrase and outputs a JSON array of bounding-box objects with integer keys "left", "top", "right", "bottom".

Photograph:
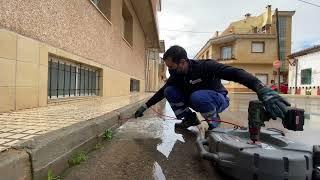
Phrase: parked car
[{"left": 270, "top": 83, "right": 288, "bottom": 94}]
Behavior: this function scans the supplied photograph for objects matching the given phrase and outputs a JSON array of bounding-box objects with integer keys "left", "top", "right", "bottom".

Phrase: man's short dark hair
[{"left": 163, "top": 45, "right": 188, "bottom": 63}]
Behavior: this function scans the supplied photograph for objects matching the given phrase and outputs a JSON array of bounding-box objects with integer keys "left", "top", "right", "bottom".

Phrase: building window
[
  {"left": 91, "top": 0, "right": 111, "bottom": 20},
  {"left": 255, "top": 74, "right": 268, "bottom": 85},
  {"left": 130, "top": 78, "right": 140, "bottom": 92},
  {"left": 122, "top": 1, "right": 133, "bottom": 45},
  {"left": 221, "top": 46, "right": 232, "bottom": 59},
  {"left": 301, "top": 68, "right": 312, "bottom": 85},
  {"left": 251, "top": 42, "right": 265, "bottom": 53},
  {"left": 149, "top": 50, "right": 158, "bottom": 61},
  {"left": 48, "top": 56, "right": 101, "bottom": 99},
  {"left": 206, "top": 51, "right": 209, "bottom": 59}
]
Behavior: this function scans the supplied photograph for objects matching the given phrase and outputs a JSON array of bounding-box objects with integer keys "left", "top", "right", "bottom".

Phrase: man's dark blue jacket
[{"left": 145, "top": 59, "right": 262, "bottom": 108}]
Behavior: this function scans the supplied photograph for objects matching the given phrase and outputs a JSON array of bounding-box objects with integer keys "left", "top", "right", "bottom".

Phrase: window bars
[
  {"left": 48, "top": 57, "right": 101, "bottom": 99},
  {"left": 130, "top": 78, "right": 140, "bottom": 92}
]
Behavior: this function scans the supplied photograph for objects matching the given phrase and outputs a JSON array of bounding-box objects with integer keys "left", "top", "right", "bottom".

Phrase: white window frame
[
  {"left": 301, "top": 68, "right": 312, "bottom": 85},
  {"left": 221, "top": 46, "right": 232, "bottom": 60},
  {"left": 255, "top": 73, "right": 268, "bottom": 85},
  {"left": 251, "top": 42, "right": 265, "bottom": 53}
]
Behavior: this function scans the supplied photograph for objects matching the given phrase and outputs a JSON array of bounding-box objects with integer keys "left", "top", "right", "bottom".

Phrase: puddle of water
[
  {"left": 153, "top": 161, "right": 166, "bottom": 180},
  {"left": 156, "top": 121, "right": 185, "bottom": 158},
  {"left": 155, "top": 101, "right": 185, "bottom": 158}
]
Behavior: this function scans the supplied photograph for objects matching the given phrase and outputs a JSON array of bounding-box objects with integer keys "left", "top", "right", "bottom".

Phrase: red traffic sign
[{"left": 273, "top": 60, "right": 281, "bottom": 69}]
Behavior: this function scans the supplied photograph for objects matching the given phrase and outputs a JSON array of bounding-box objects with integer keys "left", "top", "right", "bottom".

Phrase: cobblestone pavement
[{"left": 0, "top": 93, "right": 152, "bottom": 152}]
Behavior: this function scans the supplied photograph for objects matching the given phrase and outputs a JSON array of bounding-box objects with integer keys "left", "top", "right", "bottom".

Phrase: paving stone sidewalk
[{"left": 0, "top": 93, "right": 152, "bottom": 152}]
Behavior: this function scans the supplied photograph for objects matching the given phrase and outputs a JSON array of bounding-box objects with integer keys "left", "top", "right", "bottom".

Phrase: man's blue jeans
[{"left": 164, "top": 86, "right": 229, "bottom": 128}]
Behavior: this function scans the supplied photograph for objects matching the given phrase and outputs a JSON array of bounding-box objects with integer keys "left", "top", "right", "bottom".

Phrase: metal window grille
[
  {"left": 48, "top": 56, "right": 101, "bottom": 99},
  {"left": 130, "top": 78, "right": 140, "bottom": 92}
]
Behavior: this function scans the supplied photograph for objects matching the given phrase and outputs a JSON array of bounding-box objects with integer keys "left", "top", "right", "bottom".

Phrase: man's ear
[{"left": 180, "top": 59, "right": 186, "bottom": 63}]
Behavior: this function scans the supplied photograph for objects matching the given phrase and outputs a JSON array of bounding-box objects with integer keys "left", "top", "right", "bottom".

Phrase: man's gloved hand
[
  {"left": 134, "top": 104, "right": 148, "bottom": 118},
  {"left": 257, "top": 85, "right": 291, "bottom": 119}
]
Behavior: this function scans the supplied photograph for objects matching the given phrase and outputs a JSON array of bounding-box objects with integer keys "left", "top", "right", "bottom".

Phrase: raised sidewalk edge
[{"left": 0, "top": 97, "right": 150, "bottom": 180}]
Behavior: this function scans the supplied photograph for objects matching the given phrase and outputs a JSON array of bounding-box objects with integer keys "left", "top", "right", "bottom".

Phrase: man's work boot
[
  {"left": 175, "top": 112, "right": 200, "bottom": 129},
  {"left": 207, "top": 114, "right": 221, "bottom": 130}
]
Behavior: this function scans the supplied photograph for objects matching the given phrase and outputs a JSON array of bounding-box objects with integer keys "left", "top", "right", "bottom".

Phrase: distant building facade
[
  {"left": 195, "top": 5, "right": 294, "bottom": 92},
  {"left": 288, "top": 45, "right": 320, "bottom": 95}
]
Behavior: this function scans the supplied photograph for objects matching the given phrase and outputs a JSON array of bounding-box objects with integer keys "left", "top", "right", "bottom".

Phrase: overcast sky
[{"left": 158, "top": 0, "right": 320, "bottom": 58}]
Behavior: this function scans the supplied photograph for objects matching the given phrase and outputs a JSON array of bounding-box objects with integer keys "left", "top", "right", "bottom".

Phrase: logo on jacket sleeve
[{"left": 189, "top": 78, "right": 202, "bottom": 84}]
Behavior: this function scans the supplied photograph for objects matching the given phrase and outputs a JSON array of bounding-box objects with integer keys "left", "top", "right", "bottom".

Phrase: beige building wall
[
  {"left": 147, "top": 58, "right": 165, "bottom": 92},
  {"left": 0, "top": 0, "right": 146, "bottom": 79},
  {"left": 0, "top": 0, "right": 161, "bottom": 113},
  {"left": 223, "top": 64, "right": 273, "bottom": 92},
  {"left": 211, "top": 46, "right": 220, "bottom": 60},
  {"left": 0, "top": 29, "right": 147, "bottom": 112},
  {"left": 196, "top": 37, "right": 276, "bottom": 92},
  {"left": 234, "top": 38, "right": 277, "bottom": 64},
  {"left": 147, "top": 60, "right": 155, "bottom": 91}
]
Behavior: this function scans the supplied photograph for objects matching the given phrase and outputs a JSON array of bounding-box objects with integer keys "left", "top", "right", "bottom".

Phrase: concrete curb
[
  {"left": 0, "top": 149, "right": 32, "bottom": 180},
  {"left": 1, "top": 97, "right": 149, "bottom": 180},
  {"left": 281, "top": 94, "right": 320, "bottom": 99}
]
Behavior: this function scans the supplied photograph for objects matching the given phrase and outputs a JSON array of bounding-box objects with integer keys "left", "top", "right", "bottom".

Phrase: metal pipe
[
  {"left": 49, "top": 59, "right": 52, "bottom": 99},
  {"left": 97, "top": 71, "right": 99, "bottom": 95},
  {"left": 69, "top": 64, "right": 71, "bottom": 97},
  {"left": 295, "top": 59, "right": 298, "bottom": 94},
  {"left": 63, "top": 62, "right": 66, "bottom": 97},
  {"left": 276, "top": 8, "right": 281, "bottom": 91},
  {"left": 91, "top": 70, "right": 93, "bottom": 95},
  {"left": 79, "top": 64, "right": 81, "bottom": 96},
  {"left": 84, "top": 67, "right": 86, "bottom": 95},
  {"left": 74, "top": 66, "right": 76, "bottom": 96},
  {"left": 57, "top": 61, "right": 60, "bottom": 98}
]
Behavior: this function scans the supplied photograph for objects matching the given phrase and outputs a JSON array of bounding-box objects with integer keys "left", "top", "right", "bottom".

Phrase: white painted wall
[{"left": 288, "top": 51, "right": 320, "bottom": 88}]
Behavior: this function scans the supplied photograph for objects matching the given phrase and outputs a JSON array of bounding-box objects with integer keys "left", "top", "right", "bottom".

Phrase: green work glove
[
  {"left": 257, "top": 85, "right": 291, "bottom": 119},
  {"left": 134, "top": 104, "right": 148, "bottom": 118}
]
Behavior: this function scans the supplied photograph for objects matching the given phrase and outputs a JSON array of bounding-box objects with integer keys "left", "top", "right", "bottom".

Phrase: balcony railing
[{"left": 222, "top": 26, "right": 273, "bottom": 35}]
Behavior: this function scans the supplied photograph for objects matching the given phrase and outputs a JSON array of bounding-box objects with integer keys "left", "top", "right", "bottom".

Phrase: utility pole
[{"left": 275, "top": 8, "right": 281, "bottom": 91}]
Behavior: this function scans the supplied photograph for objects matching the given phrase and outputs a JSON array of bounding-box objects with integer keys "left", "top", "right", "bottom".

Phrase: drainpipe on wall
[
  {"left": 145, "top": 49, "right": 149, "bottom": 92},
  {"left": 295, "top": 58, "right": 298, "bottom": 94},
  {"left": 275, "top": 8, "right": 281, "bottom": 91},
  {"left": 148, "top": 50, "right": 151, "bottom": 92}
]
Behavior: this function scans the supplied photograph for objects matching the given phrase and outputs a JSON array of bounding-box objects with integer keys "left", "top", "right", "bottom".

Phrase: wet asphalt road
[{"left": 62, "top": 94, "right": 320, "bottom": 180}]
